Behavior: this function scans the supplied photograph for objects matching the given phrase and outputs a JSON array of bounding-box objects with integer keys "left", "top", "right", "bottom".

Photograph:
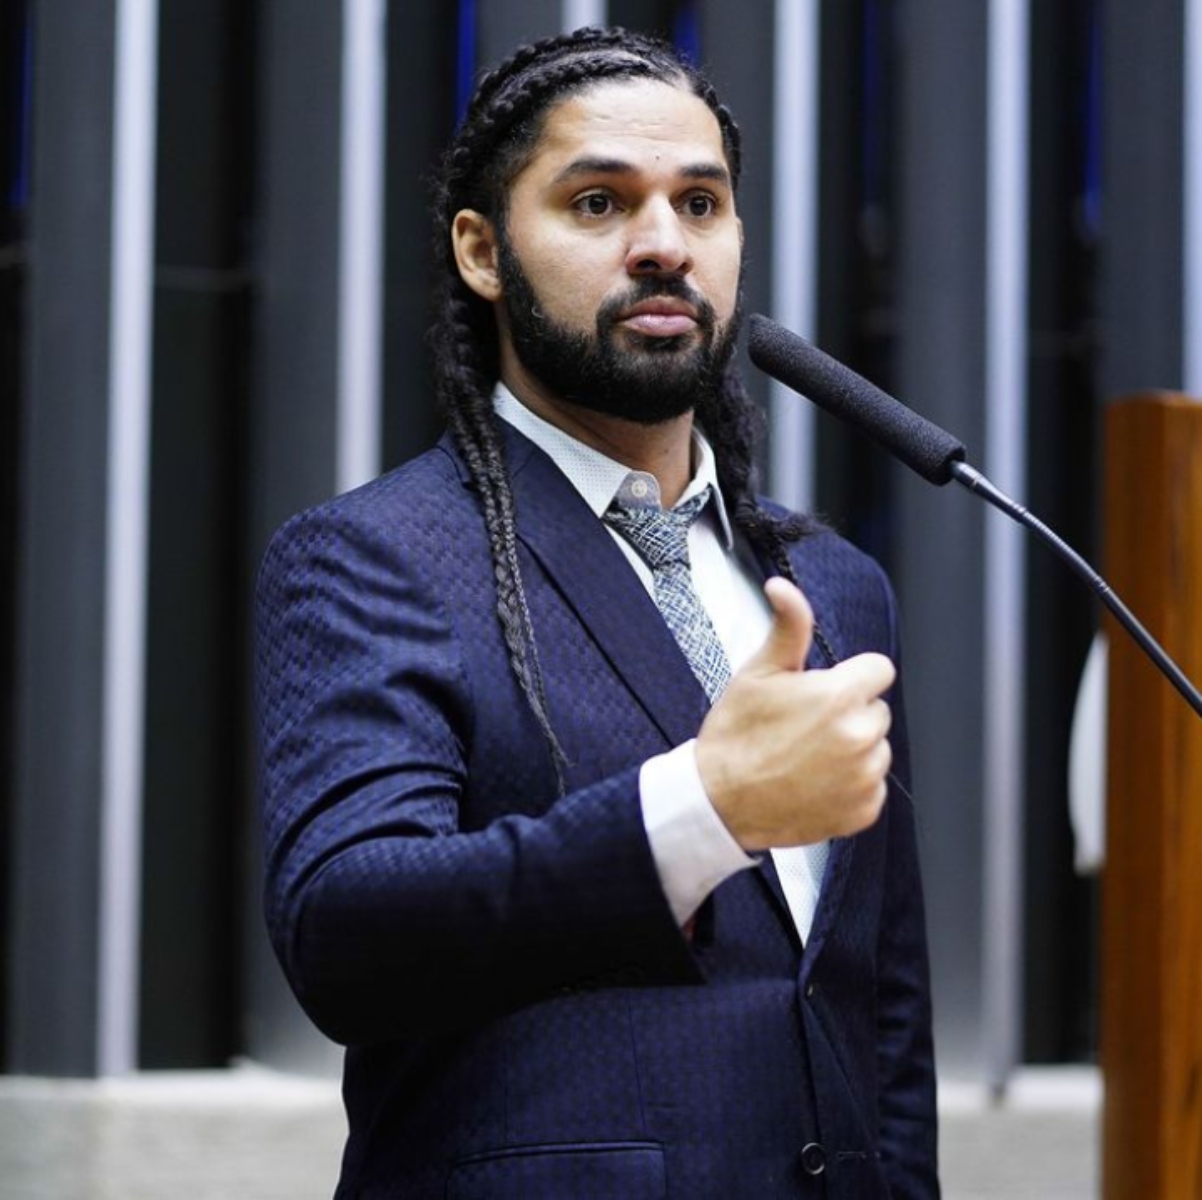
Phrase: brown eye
[
  {"left": 576, "top": 193, "right": 614, "bottom": 217},
  {"left": 684, "top": 194, "right": 717, "bottom": 218}
]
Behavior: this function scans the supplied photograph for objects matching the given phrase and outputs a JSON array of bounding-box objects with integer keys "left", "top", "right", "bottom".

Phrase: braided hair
[{"left": 428, "top": 26, "right": 815, "bottom": 782}]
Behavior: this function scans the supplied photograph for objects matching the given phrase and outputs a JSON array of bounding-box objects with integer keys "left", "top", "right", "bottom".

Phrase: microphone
[
  {"left": 747, "top": 313, "right": 967, "bottom": 484},
  {"left": 746, "top": 313, "right": 1202, "bottom": 720}
]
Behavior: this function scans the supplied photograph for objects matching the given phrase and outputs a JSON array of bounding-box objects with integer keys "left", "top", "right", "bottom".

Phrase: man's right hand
[{"left": 695, "top": 576, "right": 895, "bottom": 852}]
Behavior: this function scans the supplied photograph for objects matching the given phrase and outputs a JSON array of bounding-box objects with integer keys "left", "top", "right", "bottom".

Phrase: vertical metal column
[
  {"left": 767, "top": 0, "right": 820, "bottom": 512},
  {"left": 893, "top": 0, "right": 990, "bottom": 1077},
  {"left": 9, "top": 0, "right": 125, "bottom": 1076},
  {"left": 981, "top": 0, "right": 1029, "bottom": 1094},
  {"left": 562, "top": 0, "right": 606, "bottom": 29},
  {"left": 336, "top": 0, "right": 386, "bottom": 495},
  {"left": 98, "top": 0, "right": 159, "bottom": 1079}
]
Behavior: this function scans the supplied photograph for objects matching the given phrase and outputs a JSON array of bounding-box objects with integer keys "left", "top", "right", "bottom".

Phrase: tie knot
[{"left": 604, "top": 488, "right": 710, "bottom": 571}]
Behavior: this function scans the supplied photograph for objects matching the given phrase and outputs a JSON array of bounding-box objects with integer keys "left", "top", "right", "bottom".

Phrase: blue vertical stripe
[
  {"left": 4, "top": 4, "right": 33, "bottom": 212},
  {"left": 673, "top": 0, "right": 700, "bottom": 64},
  {"left": 456, "top": 0, "right": 477, "bottom": 125}
]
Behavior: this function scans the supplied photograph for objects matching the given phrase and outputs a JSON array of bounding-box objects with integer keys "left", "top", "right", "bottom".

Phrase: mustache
[{"left": 595, "top": 276, "right": 716, "bottom": 335}]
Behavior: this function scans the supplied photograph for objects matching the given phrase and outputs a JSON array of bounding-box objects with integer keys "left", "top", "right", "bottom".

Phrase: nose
[{"left": 625, "top": 198, "right": 692, "bottom": 276}]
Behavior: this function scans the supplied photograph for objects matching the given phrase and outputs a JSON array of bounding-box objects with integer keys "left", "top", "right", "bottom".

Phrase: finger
[
  {"left": 830, "top": 651, "right": 896, "bottom": 700},
  {"left": 865, "top": 734, "right": 894, "bottom": 790},
  {"left": 741, "top": 577, "right": 815, "bottom": 677},
  {"left": 847, "top": 696, "right": 893, "bottom": 753},
  {"left": 871, "top": 695, "right": 893, "bottom": 739}
]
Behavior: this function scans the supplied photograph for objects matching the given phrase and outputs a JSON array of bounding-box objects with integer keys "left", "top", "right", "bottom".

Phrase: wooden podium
[{"left": 1102, "top": 394, "right": 1202, "bottom": 1199}]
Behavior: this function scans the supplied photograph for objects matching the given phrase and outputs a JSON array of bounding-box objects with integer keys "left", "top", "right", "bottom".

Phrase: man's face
[{"left": 487, "top": 78, "right": 744, "bottom": 424}]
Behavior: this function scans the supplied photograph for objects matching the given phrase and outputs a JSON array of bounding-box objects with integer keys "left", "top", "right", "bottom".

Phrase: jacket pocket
[{"left": 447, "top": 1141, "right": 666, "bottom": 1199}]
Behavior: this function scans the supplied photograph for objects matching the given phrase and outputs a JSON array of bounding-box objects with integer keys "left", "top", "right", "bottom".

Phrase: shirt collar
[{"left": 493, "top": 383, "right": 734, "bottom": 548}]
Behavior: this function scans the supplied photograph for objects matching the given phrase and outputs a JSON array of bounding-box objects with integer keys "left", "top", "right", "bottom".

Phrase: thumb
[{"left": 743, "top": 577, "right": 815, "bottom": 676}]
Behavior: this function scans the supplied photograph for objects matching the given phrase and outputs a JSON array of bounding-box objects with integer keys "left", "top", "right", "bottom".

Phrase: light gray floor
[
  {"left": 0, "top": 1064, "right": 1100, "bottom": 1199},
  {"left": 938, "top": 1068, "right": 1100, "bottom": 1199}
]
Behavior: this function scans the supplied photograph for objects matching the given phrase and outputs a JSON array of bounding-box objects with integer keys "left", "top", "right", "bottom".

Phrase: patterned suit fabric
[{"left": 255, "top": 425, "right": 940, "bottom": 1199}]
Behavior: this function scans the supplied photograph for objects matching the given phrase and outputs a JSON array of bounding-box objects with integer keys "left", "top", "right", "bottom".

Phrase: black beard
[{"left": 496, "top": 231, "right": 741, "bottom": 425}]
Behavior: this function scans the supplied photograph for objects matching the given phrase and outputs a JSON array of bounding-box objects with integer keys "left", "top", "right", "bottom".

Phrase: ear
[{"left": 452, "top": 209, "right": 502, "bottom": 301}]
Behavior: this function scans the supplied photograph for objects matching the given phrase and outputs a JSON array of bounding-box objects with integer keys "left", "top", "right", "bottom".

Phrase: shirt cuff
[{"left": 640, "top": 739, "right": 757, "bottom": 926}]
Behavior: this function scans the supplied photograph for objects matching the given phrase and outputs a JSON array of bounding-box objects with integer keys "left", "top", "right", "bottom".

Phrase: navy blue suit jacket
[{"left": 255, "top": 426, "right": 939, "bottom": 1199}]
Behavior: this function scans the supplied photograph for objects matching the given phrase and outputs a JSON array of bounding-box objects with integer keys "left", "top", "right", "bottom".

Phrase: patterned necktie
[
  {"left": 606, "top": 480, "right": 829, "bottom": 930},
  {"left": 604, "top": 485, "right": 732, "bottom": 703}
]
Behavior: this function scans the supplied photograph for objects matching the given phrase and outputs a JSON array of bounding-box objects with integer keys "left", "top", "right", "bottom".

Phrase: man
[{"left": 256, "top": 26, "right": 939, "bottom": 1199}]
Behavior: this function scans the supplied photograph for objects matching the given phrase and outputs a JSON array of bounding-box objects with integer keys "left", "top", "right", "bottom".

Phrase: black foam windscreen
[{"left": 746, "top": 314, "right": 967, "bottom": 485}]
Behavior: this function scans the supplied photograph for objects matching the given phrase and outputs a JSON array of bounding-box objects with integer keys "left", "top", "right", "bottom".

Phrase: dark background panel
[
  {"left": 7, "top": 0, "right": 119, "bottom": 1075},
  {"left": 815, "top": 0, "right": 901, "bottom": 566},
  {"left": 139, "top": 0, "right": 257, "bottom": 1067},
  {"left": 1022, "top": 0, "right": 1103, "bottom": 1065},
  {"left": 380, "top": 4, "right": 458, "bottom": 471},
  {"left": 0, "top": 0, "right": 33, "bottom": 1074}
]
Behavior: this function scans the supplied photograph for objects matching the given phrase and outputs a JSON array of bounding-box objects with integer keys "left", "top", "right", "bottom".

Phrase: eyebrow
[{"left": 551, "top": 156, "right": 731, "bottom": 188}]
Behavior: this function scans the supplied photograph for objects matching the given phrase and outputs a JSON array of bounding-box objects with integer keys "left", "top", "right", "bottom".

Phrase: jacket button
[{"left": 800, "top": 1142, "right": 826, "bottom": 1176}]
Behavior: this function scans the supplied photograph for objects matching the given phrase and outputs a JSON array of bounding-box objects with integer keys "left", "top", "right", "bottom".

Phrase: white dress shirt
[{"left": 494, "top": 385, "right": 827, "bottom": 940}]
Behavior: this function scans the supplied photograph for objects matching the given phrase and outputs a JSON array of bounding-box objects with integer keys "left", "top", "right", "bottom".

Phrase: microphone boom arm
[
  {"left": 949, "top": 460, "right": 1202, "bottom": 719},
  {"left": 746, "top": 311, "right": 1202, "bottom": 720}
]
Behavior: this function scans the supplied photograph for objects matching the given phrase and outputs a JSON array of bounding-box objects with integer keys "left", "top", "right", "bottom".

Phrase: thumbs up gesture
[{"left": 695, "top": 577, "right": 896, "bottom": 851}]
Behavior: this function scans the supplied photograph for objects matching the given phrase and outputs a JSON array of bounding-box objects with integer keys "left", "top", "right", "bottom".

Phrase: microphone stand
[{"left": 950, "top": 459, "right": 1202, "bottom": 720}]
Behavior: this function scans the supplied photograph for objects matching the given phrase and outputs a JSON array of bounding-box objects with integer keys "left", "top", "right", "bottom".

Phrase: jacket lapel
[{"left": 500, "top": 428, "right": 711, "bottom": 751}]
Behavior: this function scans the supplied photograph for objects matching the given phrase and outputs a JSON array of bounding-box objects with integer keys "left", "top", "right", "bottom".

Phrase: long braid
[
  {"left": 428, "top": 288, "right": 567, "bottom": 781},
  {"left": 428, "top": 26, "right": 812, "bottom": 783}
]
